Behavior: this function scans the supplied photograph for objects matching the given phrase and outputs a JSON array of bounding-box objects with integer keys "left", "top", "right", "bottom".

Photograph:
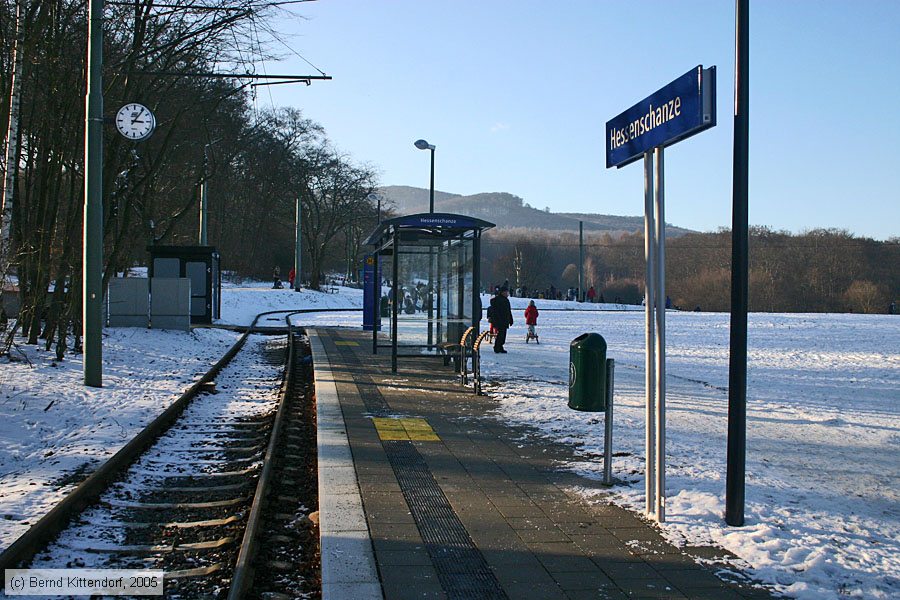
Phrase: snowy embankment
[
  {"left": 479, "top": 309, "right": 899, "bottom": 600},
  {"left": 0, "top": 283, "right": 360, "bottom": 551}
]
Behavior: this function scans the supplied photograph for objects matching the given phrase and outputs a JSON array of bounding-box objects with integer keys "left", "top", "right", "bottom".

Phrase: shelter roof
[{"left": 364, "top": 213, "right": 495, "bottom": 247}]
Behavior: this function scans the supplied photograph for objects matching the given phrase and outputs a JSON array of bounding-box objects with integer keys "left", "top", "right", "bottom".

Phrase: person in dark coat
[{"left": 489, "top": 286, "right": 514, "bottom": 353}]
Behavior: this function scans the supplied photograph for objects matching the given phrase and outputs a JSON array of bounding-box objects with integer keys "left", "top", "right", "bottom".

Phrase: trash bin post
[
  {"left": 603, "top": 358, "right": 615, "bottom": 486},
  {"left": 568, "top": 333, "right": 615, "bottom": 486}
]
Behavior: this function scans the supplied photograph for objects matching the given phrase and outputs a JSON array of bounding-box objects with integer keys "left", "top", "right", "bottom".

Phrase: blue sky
[{"left": 261, "top": 1, "right": 899, "bottom": 240}]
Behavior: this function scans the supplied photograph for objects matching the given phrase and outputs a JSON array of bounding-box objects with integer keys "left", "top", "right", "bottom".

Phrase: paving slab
[{"left": 309, "top": 328, "right": 776, "bottom": 600}]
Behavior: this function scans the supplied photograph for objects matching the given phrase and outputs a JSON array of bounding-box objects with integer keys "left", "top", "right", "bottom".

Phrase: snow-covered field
[
  {"left": 481, "top": 301, "right": 899, "bottom": 600},
  {"left": 1, "top": 282, "right": 897, "bottom": 600}
]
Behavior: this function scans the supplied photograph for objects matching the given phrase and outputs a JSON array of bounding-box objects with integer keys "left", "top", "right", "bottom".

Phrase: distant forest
[{"left": 480, "top": 227, "right": 898, "bottom": 314}]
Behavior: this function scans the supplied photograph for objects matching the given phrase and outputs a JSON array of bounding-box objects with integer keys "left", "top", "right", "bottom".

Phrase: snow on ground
[
  {"left": 219, "top": 278, "right": 362, "bottom": 325},
  {"left": 0, "top": 327, "right": 241, "bottom": 547},
  {"left": 0, "top": 283, "right": 360, "bottom": 551},
  {"left": 29, "top": 334, "right": 285, "bottom": 570},
  {"left": 478, "top": 307, "right": 900, "bottom": 600},
  {"left": 1, "top": 283, "right": 898, "bottom": 600}
]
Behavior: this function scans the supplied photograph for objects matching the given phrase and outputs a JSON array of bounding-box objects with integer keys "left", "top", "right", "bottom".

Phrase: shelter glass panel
[{"left": 365, "top": 213, "right": 492, "bottom": 372}]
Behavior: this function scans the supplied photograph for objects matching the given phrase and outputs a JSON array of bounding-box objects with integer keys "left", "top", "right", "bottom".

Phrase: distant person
[
  {"left": 403, "top": 293, "right": 416, "bottom": 314},
  {"left": 890, "top": 301, "right": 897, "bottom": 315},
  {"left": 587, "top": 286, "right": 596, "bottom": 303},
  {"left": 599, "top": 293, "right": 605, "bottom": 304},
  {"left": 288, "top": 268, "right": 296, "bottom": 288},
  {"left": 489, "top": 286, "right": 513, "bottom": 353},
  {"left": 272, "top": 266, "right": 283, "bottom": 289},
  {"left": 666, "top": 295, "right": 673, "bottom": 309}
]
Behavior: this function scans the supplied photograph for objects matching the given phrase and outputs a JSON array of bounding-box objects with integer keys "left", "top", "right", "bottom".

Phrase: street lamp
[{"left": 414, "top": 139, "right": 435, "bottom": 213}]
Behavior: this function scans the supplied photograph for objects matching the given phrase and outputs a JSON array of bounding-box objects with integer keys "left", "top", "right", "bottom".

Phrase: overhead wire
[
  {"left": 480, "top": 239, "right": 899, "bottom": 250},
  {"left": 249, "top": 12, "right": 277, "bottom": 112},
  {"left": 259, "top": 16, "right": 327, "bottom": 77}
]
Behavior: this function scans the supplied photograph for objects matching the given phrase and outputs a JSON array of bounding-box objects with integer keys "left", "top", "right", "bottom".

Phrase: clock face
[{"left": 115, "top": 103, "right": 155, "bottom": 140}]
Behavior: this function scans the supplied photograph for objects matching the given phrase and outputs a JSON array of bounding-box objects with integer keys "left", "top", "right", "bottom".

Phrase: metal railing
[
  {"left": 459, "top": 326, "right": 476, "bottom": 385},
  {"left": 471, "top": 329, "right": 492, "bottom": 395}
]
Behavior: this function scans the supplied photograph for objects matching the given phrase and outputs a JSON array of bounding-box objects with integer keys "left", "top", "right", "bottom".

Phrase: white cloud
[{"left": 490, "top": 122, "right": 510, "bottom": 133}]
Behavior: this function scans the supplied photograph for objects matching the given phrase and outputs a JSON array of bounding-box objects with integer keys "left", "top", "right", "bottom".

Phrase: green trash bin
[{"left": 568, "top": 333, "right": 608, "bottom": 412}]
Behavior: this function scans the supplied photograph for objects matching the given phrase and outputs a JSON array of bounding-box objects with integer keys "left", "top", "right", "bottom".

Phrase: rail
[
  {"left": 0, "top": 307, "right": 358, "bottom": 592},
  {"left": 227, "top": 314, "right": 298, "bottom": 599},
  {"left": 0, "top": 309, "right": 277, "bottom": 574}
]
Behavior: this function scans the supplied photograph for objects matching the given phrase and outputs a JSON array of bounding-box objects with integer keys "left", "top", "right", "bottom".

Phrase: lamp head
[{"left": 414, "top": 139, "right": 435, "bottom": 151}]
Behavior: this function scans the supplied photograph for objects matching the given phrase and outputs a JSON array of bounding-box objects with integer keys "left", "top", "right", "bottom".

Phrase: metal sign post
[
  {"left": 643, "top": 151, "right": 657, "bottom": 517},
  {"left": 654, "top": 147, "right": 666, "bottom": 521},
  {"left": 603, "top": 359, "right": 616, "bottom": 485},
  {"left": 607, "top": 66, "right": 716, "bottom": 523}
]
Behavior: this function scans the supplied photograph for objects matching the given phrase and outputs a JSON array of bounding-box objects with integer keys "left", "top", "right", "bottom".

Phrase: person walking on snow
[
  {"left": 524, "top": 300, "right": 539, "bottom": 341},
  {"left": 489, "top": 286, "right": 514, "bottom": 353}
]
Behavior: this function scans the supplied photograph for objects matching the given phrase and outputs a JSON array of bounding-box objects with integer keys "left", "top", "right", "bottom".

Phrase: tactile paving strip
[
  {"left": 336, "top": 342, "right": 508, "bottom": 599},
  {"left": 373, "top": 417, "right": 441, "bottom": 441}
]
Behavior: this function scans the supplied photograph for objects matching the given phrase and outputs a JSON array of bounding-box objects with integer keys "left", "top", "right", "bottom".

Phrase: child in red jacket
[{"left": 524, "top": 300, "right": 539, "bottom": 343}]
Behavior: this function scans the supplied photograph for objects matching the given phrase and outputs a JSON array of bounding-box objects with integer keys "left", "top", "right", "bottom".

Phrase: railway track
[{"left": 0, "top": 309, "right": 352, "bottom": 598}]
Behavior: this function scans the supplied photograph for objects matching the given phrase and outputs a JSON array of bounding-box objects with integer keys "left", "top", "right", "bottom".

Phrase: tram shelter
[{"left": 364, "top": 213, "right": 494, "bottom": 372}]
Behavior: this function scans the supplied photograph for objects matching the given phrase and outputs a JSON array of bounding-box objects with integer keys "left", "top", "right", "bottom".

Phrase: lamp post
[
  {"left": 414, "top": 139, "right": 435, "bottom": 213},
  {"left": 414, "top": 139, "right": 436, "bottom": 347},
  {"left": 367, "top": 192, "right": 382, "bottom": 223}
]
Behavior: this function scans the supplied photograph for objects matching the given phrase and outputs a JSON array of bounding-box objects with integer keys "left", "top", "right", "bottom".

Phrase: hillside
[{"left": 378, "top": 185, "right": 694, "bottom": 236}]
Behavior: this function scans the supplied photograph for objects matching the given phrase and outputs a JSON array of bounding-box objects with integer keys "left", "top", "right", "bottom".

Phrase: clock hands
[{"left": 116, "top": 103, "right": 154, "bottom": 140}]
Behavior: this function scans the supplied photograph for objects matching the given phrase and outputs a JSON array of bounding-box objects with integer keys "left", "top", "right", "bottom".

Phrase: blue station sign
[{"left": 606, "top": 65, "right": 716, "bottom": 169}]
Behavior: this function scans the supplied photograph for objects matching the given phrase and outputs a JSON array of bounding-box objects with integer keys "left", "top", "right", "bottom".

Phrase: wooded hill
[
  {"left": 379, "top": 185, "right": 694, "bottom": 236},
  {"left": 379, "top": 186, "right": 897, "bottom": 314},
  {"left": 479, "top": 227, "right": 898, "bottom": 314}
]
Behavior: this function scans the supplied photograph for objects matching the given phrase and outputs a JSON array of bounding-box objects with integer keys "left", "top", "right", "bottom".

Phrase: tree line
[
  {"left": 0, "top": 0, "right": 379, "bottom": 358},
  {"left": 480, "top": 227, "right": 899, "bottom": 314}
]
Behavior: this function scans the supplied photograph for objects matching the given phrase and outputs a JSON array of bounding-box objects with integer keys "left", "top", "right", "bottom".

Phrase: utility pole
[
  {"left": 726, "top": 0, "right": 750, "bottom": 527},
  {"left": 294, "top": 196, "right": 302, "bottom": 292},
  {"left": 83, "top": 0, "right": 104, "bottom": 387},
  {"left": 199, "top": 139, "right": 219, "bottom": 246},
  {"left": 578, "top": 221, "right": 584, "bottom": 302},
  {"left": 199, "top": 178, "right": 208, "bottom": 245}
]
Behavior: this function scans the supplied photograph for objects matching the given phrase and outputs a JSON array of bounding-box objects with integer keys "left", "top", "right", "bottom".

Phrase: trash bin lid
[{"left": 571, "top": 332, "right": 606, "bottom": 349}]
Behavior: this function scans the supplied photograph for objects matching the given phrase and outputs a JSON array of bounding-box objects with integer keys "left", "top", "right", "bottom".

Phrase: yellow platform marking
[
  {"left": 372, "top": 417, "right": 440, "bottom": 442},
  {"left": 335, "top": 341, "right": 359, "bottom": 346}
]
